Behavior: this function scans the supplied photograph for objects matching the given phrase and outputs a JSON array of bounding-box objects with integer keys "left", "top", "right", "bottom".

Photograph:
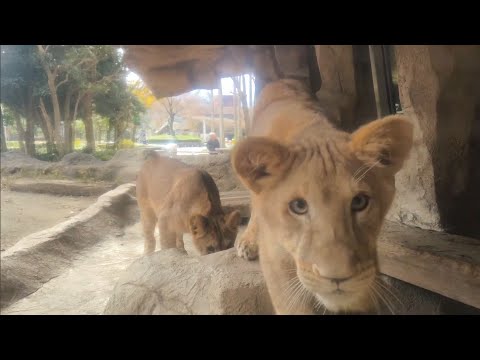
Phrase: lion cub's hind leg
[
  {"left": 176, "top": 233, "right": 185, "bottom": 250},
  {"left": 158, "top": 217, "right": 178, "bottom": 250},
  {"left": 141, "top": 206, "right": 158, "bottom": 255}
]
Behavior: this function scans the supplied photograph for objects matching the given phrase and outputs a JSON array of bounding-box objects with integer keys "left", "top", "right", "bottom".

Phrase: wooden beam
[{"left": 377, "top": 221, "right": 480, "bottom": 309}]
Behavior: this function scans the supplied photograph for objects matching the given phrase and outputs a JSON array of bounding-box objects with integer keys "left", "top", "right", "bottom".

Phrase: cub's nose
[{"left": 311, "top": 243, "right": 358, "bottom": 280}]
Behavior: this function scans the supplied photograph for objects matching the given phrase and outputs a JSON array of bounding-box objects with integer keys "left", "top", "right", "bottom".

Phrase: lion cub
[
  {"left": 136, "top": 152, "right": 241, "bottom": 255},
  {"left": 231, "top": 79, "right": 413, "bottom": 314}
]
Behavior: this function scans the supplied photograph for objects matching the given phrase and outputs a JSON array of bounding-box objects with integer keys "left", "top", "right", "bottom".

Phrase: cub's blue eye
[
  {"left": 351, "top": 194, "right": 370, "bottom": 212},
  {"left": 289, "top": 198, "right": 308, "bottom": 215}
]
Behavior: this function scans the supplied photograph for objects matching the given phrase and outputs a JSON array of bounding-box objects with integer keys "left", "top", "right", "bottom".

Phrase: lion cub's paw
[{"left": 236, "top": 235, "right": 259, "bottom": 261}]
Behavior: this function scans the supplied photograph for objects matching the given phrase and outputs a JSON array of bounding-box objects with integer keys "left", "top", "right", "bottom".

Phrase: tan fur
[
  {"left": 231, "top": 79, "right": 413, "bottom": 314},
  {"left": 137, "top": 153, "right": 241, "bottom": 256}
]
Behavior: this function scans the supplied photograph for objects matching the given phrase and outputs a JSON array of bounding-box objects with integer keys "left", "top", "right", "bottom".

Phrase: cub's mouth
[{"left": 296, "top": 266, "right": 377, "bottom": 314}]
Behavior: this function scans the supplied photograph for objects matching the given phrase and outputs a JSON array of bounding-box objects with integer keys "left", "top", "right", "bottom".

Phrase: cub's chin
[{"left": 313, "top": 291, "right": 374, "bottom": 314}]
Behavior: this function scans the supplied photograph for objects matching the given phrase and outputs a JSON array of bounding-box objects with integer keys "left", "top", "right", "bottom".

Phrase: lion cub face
[
  {"left": 232, "top": 115, "right": 413, "bottom": 313},
  {"left": 257, "top": 156, "right": 394, "bottom": 313},
  {"left": 189, "top": 211, "right": 241, "bottom": 255}
]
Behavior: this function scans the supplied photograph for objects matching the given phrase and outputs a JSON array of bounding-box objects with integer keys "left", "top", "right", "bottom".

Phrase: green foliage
[
  {"left": 1, "top": 104, "right": 16, "bottom": 126},
  {"left": 74, "top": 139, "right": 83, "bottom": 150},
  {"left": 34, "top": 143, "right": 61, "bottom": 162},
  {"left": 92, "top": 147, "right": 116, "bottom": 161},
  {"left": 118, "top": 139, "right": 135, "bottom": 149},
  {"left": 6, "top": 141, "right": 20, "bottom": 149},
  {"left": 1, "top": 45, "right": 146, "bottom": 159},
  {"left": 0, "top": 46, "right": 44, "bottom": 116},
  {"left": 74, "top": 120, "right": 86, "bottom": 139}
]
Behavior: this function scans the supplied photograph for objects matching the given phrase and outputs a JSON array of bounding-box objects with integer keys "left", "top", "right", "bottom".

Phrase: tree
[
  {"left": 36, "top": 45, "right": 71, "bottom": 155},
  {"left": 61, "top": 45, "right": 125, "bottom": 153},
  {"left": 130, "top": 80, "right": 156, "bottom": 109},
  {"left": 0, "top": 45, "right": 41, "bottom": 156},
  {"left": 95, "top": 78, "right": 145, "bottom": 148},
  {"left": 1, "top": 105, "right": 7, "bottom": 152},
  {"left": 159, "top": 97, "right": 183, "bottom": 136},
  {"left": 232, "top": 75, "right": 251, "bottom": 136},
  {"left": 2, "top": 45, "right": 143, "bottom": 158},
  {"left": 130, "top": 80, "right": 156, "bottom": 141}
]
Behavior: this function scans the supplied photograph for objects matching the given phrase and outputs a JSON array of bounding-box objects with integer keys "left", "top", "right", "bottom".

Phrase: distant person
[
  {"left": 139, "top": 129, "right": 147, "bottom": 145},
  {"left": 206, "top": 132, "right": 220, "bottom": 153}
]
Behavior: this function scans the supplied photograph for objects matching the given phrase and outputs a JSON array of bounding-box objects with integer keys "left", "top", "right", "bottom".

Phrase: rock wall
[
  {"left": 0, "top": 149, "right": 244, "bottom": 192},
  {"left": 315, "top": 45, "right": 357, "bottom": 129},
  {"left": 388, "top": 45, "right": 480, "bottom": 238}
]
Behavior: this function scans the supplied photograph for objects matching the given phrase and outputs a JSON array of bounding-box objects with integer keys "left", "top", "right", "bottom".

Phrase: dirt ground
[{"left": 0, "top": 189, "right": 97, "bottom": 251}]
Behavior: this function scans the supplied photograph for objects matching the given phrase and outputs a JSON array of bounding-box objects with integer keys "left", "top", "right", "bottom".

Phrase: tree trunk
[
  {"left": 47, "top": 76, "right": 64, "bottom": 155},
  {"left": 63, "top": 88, "right": 73, "bottom": 153},
  {"left": 24, "top": 116, "right": 36, "bottom": 156},
  {"left": 168, "top": 115, "right": 176, "bottom": 136},
  {"left": 0, "top": 106, "right": 7, "bottom": 152},
  {"left": 231, "top": 78, "right": 239, "bottom": 141},
  {"left": 232, "top": 76, "right": 251, "bottom": 137},
  {"left": 38, "top": 97, "right": 56, "bottom": 154},
  {"left": 114, "top": 122, "right": 119, "bottom": 147},
  {"left": 71, "top": 91, "right": 83, "bottom": 150},
  {"left": 14, "top": 112, "right": 26, "bottom": 153},
  {"left": 114, "top": 118, "right": 127, "bottom": 148},
  {"left": 107, "top": 121, "right": 113, "bottom": 144},
  {"left": 219, "top": 85, "right": 224, "bottom": 148},
  {"left": 37, "top": 46, "right": 65, "bottom": 156},
  {"left": 82, "top": 92, "right": 95, "bottom": 153},
  {"left": 24, "top": 90, "right": 36, "bottom": 156},
  {"left": 34, "top": 107, "right": 53, "bottom": 154},
  {"left": 210, "top": 89, "right": 215, "bottom": 132},
  {"left": 131, "top": 124, "right": 137, "bottom": 142}
]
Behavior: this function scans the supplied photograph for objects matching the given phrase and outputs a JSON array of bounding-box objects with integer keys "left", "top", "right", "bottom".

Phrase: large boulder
[{"left": 104, "top": 248, "right": 274, "bottom": 315}]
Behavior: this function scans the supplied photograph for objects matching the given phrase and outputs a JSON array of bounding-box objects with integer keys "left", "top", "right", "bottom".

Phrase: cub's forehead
[
  {"left": 289, "top": 146, "right": 361, "bottom": 179},
  {"left": 279, "top": 150, "right": 372, "bottom": 195}
]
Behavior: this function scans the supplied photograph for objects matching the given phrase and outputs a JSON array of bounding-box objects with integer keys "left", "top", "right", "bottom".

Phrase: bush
[
  {"left": 74, "top": 139, "right": 84, "bottom": 150},
  {"left": 6, "top": 141, "right": 20, "bottom": 149},
  {"left": 34, "top": 143, "right": 60, "bottom": 162},
  {"left": 93, "top": 148, "right": 116, "bottom": 161},
  {"left": 118, "top": 139, "right": 135, "bottom": 149}
]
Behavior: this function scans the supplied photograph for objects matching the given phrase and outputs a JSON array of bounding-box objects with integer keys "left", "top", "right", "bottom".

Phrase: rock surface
[
  {"left": 0, "top": 183, "right": 139, "bottom": 309},
  {"left": 104, "top": 247, "right": 274, "bottom": 315},
  {"left": 8, "top": 179, "right": 115, "bottom": 196},
  {"left": 104, "top": 220, "right": 480, "bottom": 315}
]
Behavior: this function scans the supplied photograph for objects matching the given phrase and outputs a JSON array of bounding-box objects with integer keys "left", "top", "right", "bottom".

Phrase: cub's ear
[
  {"left": 231, "top": 137, "right": 294, "bottom": 194},
  {"left": 189, "top": 215, "right": 209, "bottom": 237},
  {"left": 225, "top": 210, "right": 241, "bottom": 231},
  {"left": 350, "top": 115, "right": 413, "bottom": 175}
]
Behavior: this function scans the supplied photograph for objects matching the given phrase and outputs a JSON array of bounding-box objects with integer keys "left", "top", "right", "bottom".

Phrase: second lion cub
[{"left": 136, "top": 152, "right": 241, "bottom": 256}]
